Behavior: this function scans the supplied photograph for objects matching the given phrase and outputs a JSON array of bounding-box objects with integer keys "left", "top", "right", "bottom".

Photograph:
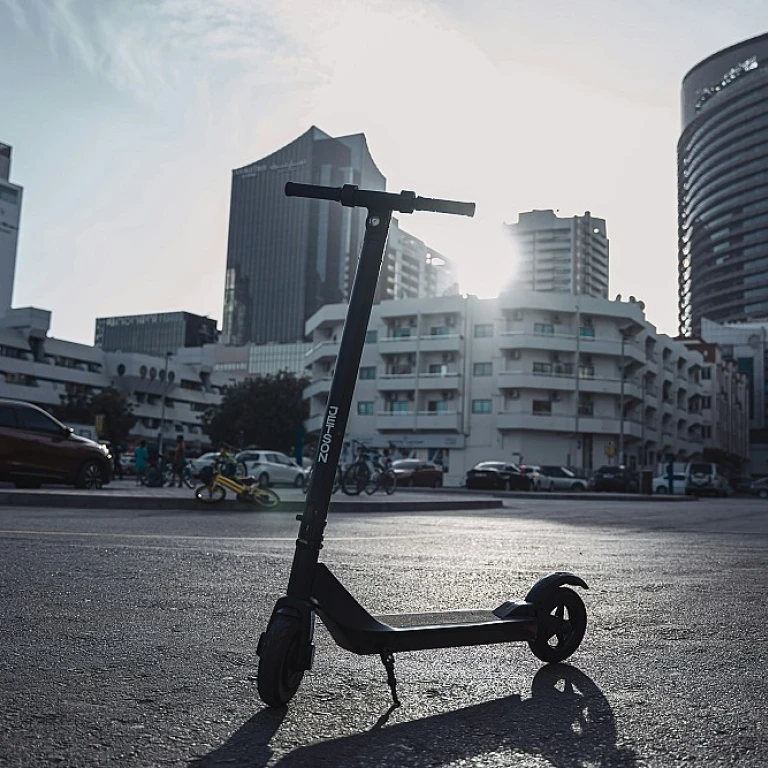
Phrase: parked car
[
  {"left": 536, "top": 465, "right": 588, "bottom": 492},
  {"left": 0, "top": 398, "right": 113, "bottom": 489},
  {"left": 392, "top": 459, "right": 443, "bottom": 488},
  {"left": 685, "top": 462, "right": 730, "bottom": 497},
  {"left": 465, "top": 462, "right": 532, "bottom": 491},
  {"left": 652, "top": 472, "right": 688, "bottom": 495},
  {"left": 189, "top": 452, "right": 223, "bottom": 478},
  {"left": 236, "top": 450, "right": 308, "bottom": 488},
  {"left": 590, "top": 465, "right": 639, "bottom": 493},
  {"left": 747, "top": 477, "right": 768, "bottom": 498},
  {"left": 519, "top": 465, "right": 543, "bottom": 489}
]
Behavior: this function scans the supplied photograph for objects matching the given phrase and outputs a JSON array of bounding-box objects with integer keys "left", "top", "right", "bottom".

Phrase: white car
[
  {"left": 236, "top": 450, "right": 308, "bottom": 488},
  {"left": 189, "top": 452, "right": 223, "bottom": 478},
  {"left": 653, "top": 472, "right": 688, "bottom": 495}
]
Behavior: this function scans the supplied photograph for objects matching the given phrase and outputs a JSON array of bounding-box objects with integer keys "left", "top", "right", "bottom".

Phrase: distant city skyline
[{"left": 1, "top": 0, "right": 767, "bottom": 343}]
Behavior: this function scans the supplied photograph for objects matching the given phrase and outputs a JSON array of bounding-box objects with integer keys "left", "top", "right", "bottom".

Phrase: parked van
[{"left": 685, "top": 461, "right": 730, "bottom": 497}]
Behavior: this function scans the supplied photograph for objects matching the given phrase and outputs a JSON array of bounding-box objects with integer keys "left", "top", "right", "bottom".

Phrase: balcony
[
  {"left": 497, "top": 411, "right": 575, "bottom": 432},
  {"left": 376, "top": 411, "right": 417, "bottom": 431},
  {"left": 378, "top": 373, "right": 417, "bottom": 391},
  {"left": 417, "top": 333, "right": 462, "bottom": 354},
  {"left": 499, "top": 330, "right": 576, "bottom": 353},
  {"left": 303, "top": 377, "right": 332, "bottom": 400},
  {"left": 415, "top": 411, "right": 462, "bottom": 431},
  {"left": 305, "top": 413, "right": 324, "bottom": 433},
  {"left": 305, "top": 340, "right": 340, "bottom": 367},
  {"left": 378, "top": 335, "right": 419, "bottom": 354},
  {"left": 418, "top": 372, "right": 461, "bottom": 389},
  {"left": 497, "top": 369, "right": 577, "bottom": 392}
]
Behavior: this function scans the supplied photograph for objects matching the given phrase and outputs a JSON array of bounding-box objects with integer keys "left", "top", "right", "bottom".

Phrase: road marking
[{"left": 0, "top": 529, "right": 442, "bottom": 542}]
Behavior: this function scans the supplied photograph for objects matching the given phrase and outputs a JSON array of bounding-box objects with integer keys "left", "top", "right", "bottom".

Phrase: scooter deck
[{"left": 375, "top": 609, "right": 504, "bottom": 628}]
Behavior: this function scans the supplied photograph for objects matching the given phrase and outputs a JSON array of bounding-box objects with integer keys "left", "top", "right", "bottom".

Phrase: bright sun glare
[{"left": 303, "top": 2, "right": 527, "bottom": 299}]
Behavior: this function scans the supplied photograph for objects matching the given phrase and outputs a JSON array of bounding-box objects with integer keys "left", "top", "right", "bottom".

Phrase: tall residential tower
[{"left": 505, "top": 209, "right": 609, "bottom": 298}]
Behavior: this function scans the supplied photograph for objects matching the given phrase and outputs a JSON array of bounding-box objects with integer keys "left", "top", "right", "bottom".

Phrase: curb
[
  {"left": 395, "top": 487, "right": 699, "bottom": 503},
  {"left": 0, "top": 491, "right": 504, "bottom": 513}
]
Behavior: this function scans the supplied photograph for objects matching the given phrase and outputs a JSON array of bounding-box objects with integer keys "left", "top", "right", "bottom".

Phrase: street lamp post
[
  {"left": 158, "top": 352, "right": 172, "bottom": 457},
  {"left": 618, "top": 330, "right": 628, "bottom": 466}
]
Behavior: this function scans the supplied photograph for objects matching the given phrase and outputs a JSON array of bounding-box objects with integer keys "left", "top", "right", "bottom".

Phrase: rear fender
[{"left": 525, "top": 571, "right": 589, "bottom": 604}]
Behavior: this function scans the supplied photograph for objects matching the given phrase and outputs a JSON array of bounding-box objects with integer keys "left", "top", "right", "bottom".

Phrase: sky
[{"left": 1, "top": 0, "right": 767, "bottom": 345}]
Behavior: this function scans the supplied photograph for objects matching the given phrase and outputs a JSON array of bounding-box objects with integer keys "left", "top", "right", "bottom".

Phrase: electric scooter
[{"left": 256, "top": 181, "right": 589, "bottom": 708}]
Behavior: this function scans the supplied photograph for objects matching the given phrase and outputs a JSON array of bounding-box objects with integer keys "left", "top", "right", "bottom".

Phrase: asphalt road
[{"left": 1, "top": 497, "right": 766, "bottom": 767}]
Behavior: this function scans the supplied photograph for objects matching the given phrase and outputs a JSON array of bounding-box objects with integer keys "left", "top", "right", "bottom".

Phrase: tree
[
  {"left": 202, "top": 371, "right": 310, "bottom": 454},
  {"left": 55, "top": 387, "right": 136, "bottom": 446}
]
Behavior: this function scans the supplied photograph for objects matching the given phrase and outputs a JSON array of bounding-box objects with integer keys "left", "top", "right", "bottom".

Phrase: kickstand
[{"left": 379, "top": 650, "right": 401, "bottom": 707}]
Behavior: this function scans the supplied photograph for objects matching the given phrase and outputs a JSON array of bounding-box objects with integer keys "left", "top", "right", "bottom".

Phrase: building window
[
  {"left": 533, "top": 362, "right": 552, "bottom": 375},
  {"left": 393, "top": 328, "right": 411, "bottom": 339},
  {"left": 359, "top": 366, "right": 376, "bottom": 380},
  {"left": 701, "top": 366, "right": 712, "bottom": 380},
  {"left": 427, "top": 400, "right": 448, "bottom": 413},
  {"left": 532, "top": 400, "right": 552, "bottom": 415},
  {"left": 702, "top": 396, "right": 711, "bottom": 409},
  {"left": 579, "top": 326, "right": 595, "bottom": 339},
  {"left": 534, "top": 323, "right": 555, "bottom": 336},
  {"left": 471, "top": 399, "right": 492, "bottom": 414},
  {"left": 474, "top": 324, "right": 493, "bottom": 338},
  {"left": 357, "top": 401, "right": 374, "bottom": 415},
  {"left": 702, "top": 425, "right": 712, "bottom": 439},
  {"left": 390, "top": 400, "right": 410, "bottom": 413},
  {"left": 430, "top": 326, "right": 450, "bottom": 336},
  {"left": 365, "top": 330, "right": 377, "bottom": 343},
  {"left": 473, "top": 362, "right": 492, "bottom": 376}
]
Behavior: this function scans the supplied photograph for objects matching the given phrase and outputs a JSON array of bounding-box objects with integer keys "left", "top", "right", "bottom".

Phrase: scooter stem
[{"left": 287, "top": 208, "right": 393, "bottom": 599}]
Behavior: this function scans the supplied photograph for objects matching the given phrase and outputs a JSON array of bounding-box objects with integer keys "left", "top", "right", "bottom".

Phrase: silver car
[{"left": 536, "top": 465, "right": 588, "bottom": 492}]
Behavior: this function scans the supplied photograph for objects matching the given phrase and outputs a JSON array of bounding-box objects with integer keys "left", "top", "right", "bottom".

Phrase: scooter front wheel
[
  {"left": 257, "top": 614, "right": 306, "bottom": 707},
  {"left": 528, "top": 587, "right": 587, "bottom": 663}
]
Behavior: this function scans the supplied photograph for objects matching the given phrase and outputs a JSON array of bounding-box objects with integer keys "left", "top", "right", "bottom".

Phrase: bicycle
[
  {"left": 342, "top": 446, "right": 391, "bottom": 496},
  {"left": 195, "top": 452, "right": 280, "bottom": 508},
  {"left": 164, "top": 461, "right": 195, "bottom": 489},
  {"left": 364, "top": 459, "right": 397, "bottom": 495},
  {"left": 303, "top": 464, "right": 343, "bottom": 495}
]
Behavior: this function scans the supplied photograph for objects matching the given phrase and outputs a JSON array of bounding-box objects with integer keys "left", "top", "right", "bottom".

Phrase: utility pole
[
  {"left": 618, "top": 331, "right": 627, "bottom": 466},
  {"left": 158, "top": 351, "right": 172, "bottom": 457}
]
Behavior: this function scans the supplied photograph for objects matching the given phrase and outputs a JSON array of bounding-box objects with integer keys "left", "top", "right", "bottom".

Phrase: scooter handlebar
[
  {"left": 284, "top": 182, "right": 475, "bottom": 218},
  {"left": 413, "top": 196, "right": 475, "bottom": 218},
  {"left": 284, "top": 182, "right": 342, "bottom": 202}
]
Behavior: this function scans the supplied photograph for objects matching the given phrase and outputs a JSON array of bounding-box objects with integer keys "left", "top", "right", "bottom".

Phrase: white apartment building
[
  {"left": 0, "top": 307, "right": 226, "bottom": 451},
  {"left": 303, "top": 292, "right": 749, "bottom": 485},
  {"left": 0, "top": 143, "right": 22, "bottom": 319},
  {"left": 505, "top": 210, "right": 610, "bottom": 299}
]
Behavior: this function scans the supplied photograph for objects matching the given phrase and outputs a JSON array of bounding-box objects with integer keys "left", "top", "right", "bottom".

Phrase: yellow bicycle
[{"left": 195, "top": 452, "right": 280, "bottom": 509}]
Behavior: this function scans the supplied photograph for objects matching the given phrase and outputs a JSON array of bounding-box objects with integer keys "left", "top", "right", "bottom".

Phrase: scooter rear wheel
[
  {"left": 257, "top": 614, "right": 306, "bottom": 707},
  {"left": 528, "top": 587, "right": 587, "bottom": 663}
]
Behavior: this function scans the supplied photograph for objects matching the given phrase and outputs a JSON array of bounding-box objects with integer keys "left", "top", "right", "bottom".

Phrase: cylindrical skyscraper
[{"left": 678, "top": 34, "right": 768, "bottom": 336}]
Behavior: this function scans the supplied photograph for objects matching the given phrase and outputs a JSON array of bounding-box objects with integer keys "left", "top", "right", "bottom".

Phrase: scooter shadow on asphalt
[{"left": 188, "top": 664, "right": 638, "bottom": 768}]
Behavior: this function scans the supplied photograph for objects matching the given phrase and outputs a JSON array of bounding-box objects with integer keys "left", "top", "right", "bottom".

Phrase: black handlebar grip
[
  {"left": 415, "top": 196, "right": 476, "bottom": 218},
  {"left": 285, "top": 182, "right": 342, "bottom": 202}
]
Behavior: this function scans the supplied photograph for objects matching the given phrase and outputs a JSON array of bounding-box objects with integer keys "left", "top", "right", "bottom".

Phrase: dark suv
[
  {"left": 590, "top": 465, "right": 639, "bottom": 493},
  {"left": 0, "top": 399, "right": 113, "bottom": 489}
]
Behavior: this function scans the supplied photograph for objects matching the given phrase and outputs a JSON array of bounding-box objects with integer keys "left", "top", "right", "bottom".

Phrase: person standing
[
  {"left": 134, "top": 440, "right": 148, "bottom": 485},
  {"left": 172, "top": 434, "right": 186, "bottom": 488},
  {"left": 112, "top": 443, "right": 123, "bottom": 480}
]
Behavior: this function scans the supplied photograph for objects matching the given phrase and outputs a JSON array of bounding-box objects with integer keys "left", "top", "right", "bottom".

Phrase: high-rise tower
[
  {"left": 678, "top": 34, "right": 768, "bottom": 336},
  {"left": 222, "top": 127, "right": 385, "bottom": 345},
  {"left": 0, "top": 143, "right": 23, "bottom": 319}
]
